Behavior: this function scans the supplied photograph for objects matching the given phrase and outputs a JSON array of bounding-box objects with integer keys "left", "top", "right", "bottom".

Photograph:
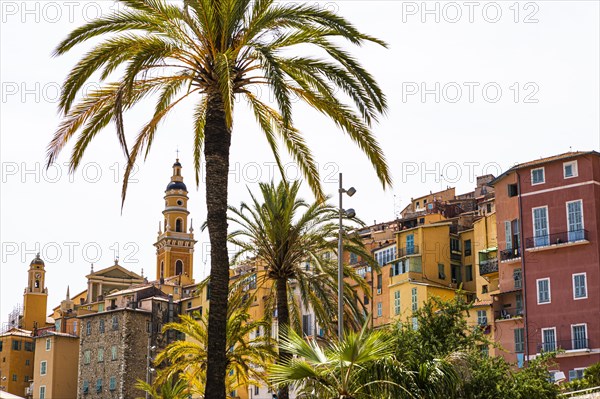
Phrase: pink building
[{"left": 492, "top": 151, "right": 600, "bottom": 381}]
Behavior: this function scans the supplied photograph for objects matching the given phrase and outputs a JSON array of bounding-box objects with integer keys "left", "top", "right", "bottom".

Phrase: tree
[
  {"left": 270, "top": 324, "right": 402, "bottom": 399},
  {"left": 227, "top": 180, "right": 375, "bottom": 398},
  {"left": 49, "top": 1, "right": 390, "bottom": 396},
  {"left": 135, "top": 376, "right": 189, "bottom": 399},
  {"left": 153, "top": 290, "right": 276, "bottom": 396}
]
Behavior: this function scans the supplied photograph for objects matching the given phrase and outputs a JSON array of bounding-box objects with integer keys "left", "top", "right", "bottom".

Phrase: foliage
[
  {"left": 152, "top": 291, "right": 276, "bottom": 395},
  {"left": 228, "top": 180, "right": 375, "bottom": 336},
  {"left": 561, "top": 361, "right": 600, "bottom": 393},
  {"left": 135, "top": 376, "right": 189, "bottom": 399},
  {"left": 270, "top": 324, "right": 402, "bottom": 399}
]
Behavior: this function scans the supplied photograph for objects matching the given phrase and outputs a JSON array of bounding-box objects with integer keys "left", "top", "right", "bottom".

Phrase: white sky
[{"left": 1, "top": 0, "right": 599, "bottom": 324}]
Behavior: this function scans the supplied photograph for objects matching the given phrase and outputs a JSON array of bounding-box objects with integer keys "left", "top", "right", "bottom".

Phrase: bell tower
[
  {"left": 154, "top": 159, "right": 196, "bottom": 281},
  {"left": 22, "top": 253, "right": 49, "bottom": 330}
]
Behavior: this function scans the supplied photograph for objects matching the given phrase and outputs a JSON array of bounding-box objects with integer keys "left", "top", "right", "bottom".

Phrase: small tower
[
  {"left": 22, "top": 253, "right": 49, "bottom": 330},
  {"left": 154, "top": 159, "right": 196, "bottom": 280}
]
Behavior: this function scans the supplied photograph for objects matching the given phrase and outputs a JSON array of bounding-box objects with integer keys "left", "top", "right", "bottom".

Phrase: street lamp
[{"left": 338, "top": 173, "right": 356, "bottom": 339}]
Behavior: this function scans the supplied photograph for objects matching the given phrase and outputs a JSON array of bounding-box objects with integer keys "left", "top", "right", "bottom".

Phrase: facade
[
  {"left": 0, "top": 329, "right": 35, "bottom": 397},
  {"left": 492, "top": 151, "right": 600, "bottom": 379},
  {"left": 32, "top": 332, "right": 79, "bottom": 399}
]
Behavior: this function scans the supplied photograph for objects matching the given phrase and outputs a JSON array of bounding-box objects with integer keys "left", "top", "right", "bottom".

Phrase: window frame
[
  {"left": 411, "top": 288, "right": 418, "bottom": 312},
  {"left": 477, "top": 310, "right": 488, "bottom": 326},
  {"left": 563, "top": 160, "right": 578, "bottom": 179},
  {"left": 45, "top": 338, "right": 51, "bottom": 351},
  {"left": 532, "top": 206, "right": 550, "bottom": 247},
  {"left": 394, "top": 291, "right": 401, "bottom": 316},
  {"left": 536, "top": 278, "right": 551, "bottom": 304},
  {"left": 541, "top": 327, "right": 557, "bottom": 352},
  {"left": 514, "top": 328, "right": 525, "bottom": 353},
  {"left": 572, "top": 273, "right": 587, "bottom": 300},
  {"left": 566, "top": 200, "right": 585, "bottom": 241},
  {"left": 39, "top": 386, "right": 46, "bottom": 399},
  {"left": 376, "top": 302, "right": 383, "bottom": 317},
  {"left": 40, "top": 360, "right": 47, "bottom": 376},
  {"left": 571, "top": 323, "right": 588, "bottom": 350},
  {"left": 109, "top": 376, "right": 117, "bottom": 391},
  {"left": 531, "top": 167, "right": 545, "bottom": 185}
]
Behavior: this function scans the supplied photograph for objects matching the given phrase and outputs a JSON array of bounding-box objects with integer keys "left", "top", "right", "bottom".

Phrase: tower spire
[{"left": 66, "top": 285, "right": 70, "bottom": 300}]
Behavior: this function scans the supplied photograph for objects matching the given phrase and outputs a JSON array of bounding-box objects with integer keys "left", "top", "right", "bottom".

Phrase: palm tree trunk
[
  {"left": 203, "top": 94, "right": 232, "bottom": 399},
  {"left": 276, "top": 277, "right": 291, "bottom": 399}
]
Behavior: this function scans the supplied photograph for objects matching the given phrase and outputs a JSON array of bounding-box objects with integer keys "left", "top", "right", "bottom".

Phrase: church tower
[
  {"left": 154, "top": 159, "right": 196, "bottom": 281},
  {"left": 22, "top": 253, "right": 49, "bottom": 330}
]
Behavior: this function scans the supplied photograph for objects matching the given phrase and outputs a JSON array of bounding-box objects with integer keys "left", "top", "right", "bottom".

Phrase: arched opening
[
  {"left": 34, "top": 280, "right": 40, "bottom": 288},
  {"left": 160, "top": 261, "right": 164, "bottom": 277},
  {"left": 175, "top": 218, "right": 183, "bottom": 232},
  {"left": 175, "top": 260, "right": 183, "bottom": 275}
]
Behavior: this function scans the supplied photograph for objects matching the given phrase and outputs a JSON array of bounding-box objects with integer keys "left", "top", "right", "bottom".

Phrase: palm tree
[
  {"left": 153, "top": 290, "right": 276, "bottom": 396},
  {"left": 135, "top": 377, "right": 189, "bottom": 399},
  {"left": 270, "top": 324, "right": 403, "bottom": 399},
  {"left": 228, "top": 180, "right": 375, "bottom": 398},
  {"left": 48, "top": 1, "right": 390, "bottom": 396}
]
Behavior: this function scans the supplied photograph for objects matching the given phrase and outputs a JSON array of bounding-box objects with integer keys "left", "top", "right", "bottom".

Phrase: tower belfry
[
  {"left": 154, "top": 159, "right": 196, "bottom": 281},
  {"left": 22, "top": 253, "right": 49, "bottom": 330}
]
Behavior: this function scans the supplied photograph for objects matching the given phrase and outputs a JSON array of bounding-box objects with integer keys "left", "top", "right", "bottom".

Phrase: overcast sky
[{"left": 1, "top": 0, "right": 599, "bottom": 324}]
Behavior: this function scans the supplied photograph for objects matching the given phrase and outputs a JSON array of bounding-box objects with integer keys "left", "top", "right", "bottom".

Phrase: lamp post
[{"left": 338, "top": 173, "right": 356, "bottom": 339}]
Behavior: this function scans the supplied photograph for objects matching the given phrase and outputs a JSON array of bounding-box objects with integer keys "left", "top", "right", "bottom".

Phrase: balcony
[
  {"left": 479, "top": 258, "right": 499, "bottom": 276},
  {"left": 525, "top": 230, "right": 589, "bottom": 250},
  {"left": 500, "top": 247, "right": 521, "bottom": 261},
  {"left": 398, "top": 245, "right": 420, "bottom": 258},
  {"left": 494, "top": 307, "right": 523, "bottom": 321},
  {"left": 537, "top": 338, "right": 589, "bottom": 353}
]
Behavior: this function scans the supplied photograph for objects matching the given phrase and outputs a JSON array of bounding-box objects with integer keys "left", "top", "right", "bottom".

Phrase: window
[
  {"left": 572, "top": 324, "right": 587, "bottom": 349},
  {"left": 567, "top": 200, "right": 584, "bottom": 241},
  {"left": 412, "top": 317, "right": 418, "bottom": 331},
  {"left": 516, "top": 293, "right": 523, "bottom": 314},
  {"left": 175, "top": 218, "right": 183, "bottom": 232},
  {"left": 99, "top": 319, "right": 105, "bottom": 333},
  {"left": 531, "top": 167, "right": 545, "bottom": 185},
  {"left": 411, "top": 288, "right": 418, "bottom": 311},
  {"left": 86, "top": 321, "right": 91, "bottom": 335},
  {"left": 302, "top": 314, "right": 312, "bottom": 336},
  {"left": 98, "top": 348, "right": 104, "bottom": 362},
  {"left": 542, "top": 328, "right": 556, "bottom": 352},
  {"left": 83, "top": 380, "right": 89, "bottom": 394},
  {"left": 25, "top": 359, "right": 30, "bottom": 366},
  {"left": 486, "top": 203, "right": 492, "bottom": 213},
  {"left": 376, "top": 246, "right": 396, "bottom": 266},
  {"left": 514, "top": 268, "right": 522, "bottom": 289},
  {"left": 504, "top": 221, "right": 512, "bottom": 250},
  {"left": 109, "top": 376, "right": 117, "bottom": 391},
  {"left": 377, "top": 302, "right": 383, "bottom": 317},
  {"left": 363, "top": 294, "right": 369, "bottom": 305},
  {"left": 12, "top": 374, "right": 17, "bottom": 381},
  {"left": 564, "top": 161, "right": 578, "bottom": 178},
  {"left": 406, "top": 235, "right": 415, "bottom": 255},
  {"left": 40, "top": 360, "right": 47, "bottom": 375},
  {"left": 438, "top": 263, "right": 446, "bottom": 279},
  {"left": 482, "top": 285, "right": 488, "bottom": 294},
  {"left": 464, "top": 240, "right": 472, "bottom": 256},
  {"left": 569, "top": 369, "right": 585, "bottom": 381},
  {"left": 12, "top": 340, "right": 21, "bottom": 351},
  {"left": 508, "top": 183, "right": 518, "bottom": 197},
  {"left": 111, "top": 346, "right": 118, "bottom": 360},
  {"left": 465, "top": 265, "right": 473, "bottom": 282},
  {"left": 39, "top": 386, "right": 46, "bottom": 399},
  {"left": 477, "top": 310, "right": 487, "bottom": 326},
  {"left": 254, "top": 385, "right": 259, "bottom": 395},
  {"left": 573, "top": 273, "right": 587, "bottom": 299},
  {"left": 377, "top": 274, "right": 382, "bottom": 294},
  {"left": 84, "top": 350, "right": 91, "bottom": 364},
  {"left": 532, "top": 207, "right": 549, "bottom": 247},
  {"left": 514, "top": 328, "right": 525, "bottom": 353},
  {"left": 73, "top": 321, "right": 78, "bottom": 334},
  {"left": 55, "top": 319, "right": 61, "bottom": 332},
  {"left": 98, "top": 303, "right": 104, "bottom": 312},
  {"left": 112, "top": 316, "right": 119, "bottom": 330},
  {"left": 45, "top": 338, "right": 51, "bottom": 351},
  {"left": 450, "top": 238, "right": 460, "bottom": 252},
  {"left": 537, "top": 278, "right": 551, "bottom": 304},
  {"left": 394, "top": 291, "right": 401, "bottom": 315},
  {"left": 24, "top": 341, "right": 33, "bottom": 352},
  {"left": 24, "top": 375, "right": 29, "bottom": 382},
  {"left": 96, "top": 378, "right": 103, "bottom": 393},
  {"left": 479, "top": 345, "right": 489, "bottom": 356},
  {"left": 0, "top": 341, "right": 2, "bottom": 352},
  {"left": 349, "top": 253, "right": 358, "bottom": 264}
]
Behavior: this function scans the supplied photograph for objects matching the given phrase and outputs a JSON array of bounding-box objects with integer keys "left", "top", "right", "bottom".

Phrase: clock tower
[
  {"left": 154, "top": 159, "right": 196, "bottom": 281},
  {"left": 22, "top": 253, "right": 49, "bottom": 330}
]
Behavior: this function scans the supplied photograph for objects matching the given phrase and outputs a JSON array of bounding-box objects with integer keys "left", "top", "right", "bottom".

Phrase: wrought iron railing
[
  {"left": 479, "top": 259, "right": 499, "bottom": 275},
  {"left": 500, "top": 247, "right": 521, "bottom": 261},
  {"left": 398, "top": 245, "right": 420, "bottom": 258},
  {"left": 537, "top": 338, "right": 589, "bottom": 353},
  {"left": 526, "top": 230, "right": 588, "bottom": 249}
]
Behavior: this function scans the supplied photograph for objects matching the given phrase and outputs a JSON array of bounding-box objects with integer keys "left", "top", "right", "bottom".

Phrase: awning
[{"left": 478, "top": 247, "right": 498, "bottom": 254}]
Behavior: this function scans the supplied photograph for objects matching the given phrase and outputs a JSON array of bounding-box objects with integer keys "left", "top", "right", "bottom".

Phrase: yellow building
[
  {"left": 32, "top": 332, "right": 79, "bottom": 399},
  {"left": 21, "top": 254, "right": 50, "bottom": 332},
  {"left": 0, "top": 328, "right": 35, "bottom": 397}
]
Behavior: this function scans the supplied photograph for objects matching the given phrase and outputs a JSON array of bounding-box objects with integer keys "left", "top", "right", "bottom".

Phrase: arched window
[
  {"left": 175, "top": 260, "right": 183, "bottom": 275},
  {"left": 175, "top": 218, "right": 183, "bottom": 232},
  {"left": 160, "top": 262, "right": 164, "bottom": 277},
  {"left": 34, "top": 280, "right": 40, "bottom": 288}
]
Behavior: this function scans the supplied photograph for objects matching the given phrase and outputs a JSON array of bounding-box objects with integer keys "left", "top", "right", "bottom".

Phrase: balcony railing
[
  {"left": 494, "top": 307, "right": 523, "bottom": 321},
  {"left": 525, "top": 230, "right": 589, "bottom": 249},
  {"left": 500, "top": 247, "right": 521, "bottom": 261},
  {"left": 398, "top": 245, "right": 420, "bottom": 258},
  {"left": 479, "top": 258, "right": 499, "bottom": 275},
  {"left": 537, "top": 338, "right": 589, "bottom": 353}
]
